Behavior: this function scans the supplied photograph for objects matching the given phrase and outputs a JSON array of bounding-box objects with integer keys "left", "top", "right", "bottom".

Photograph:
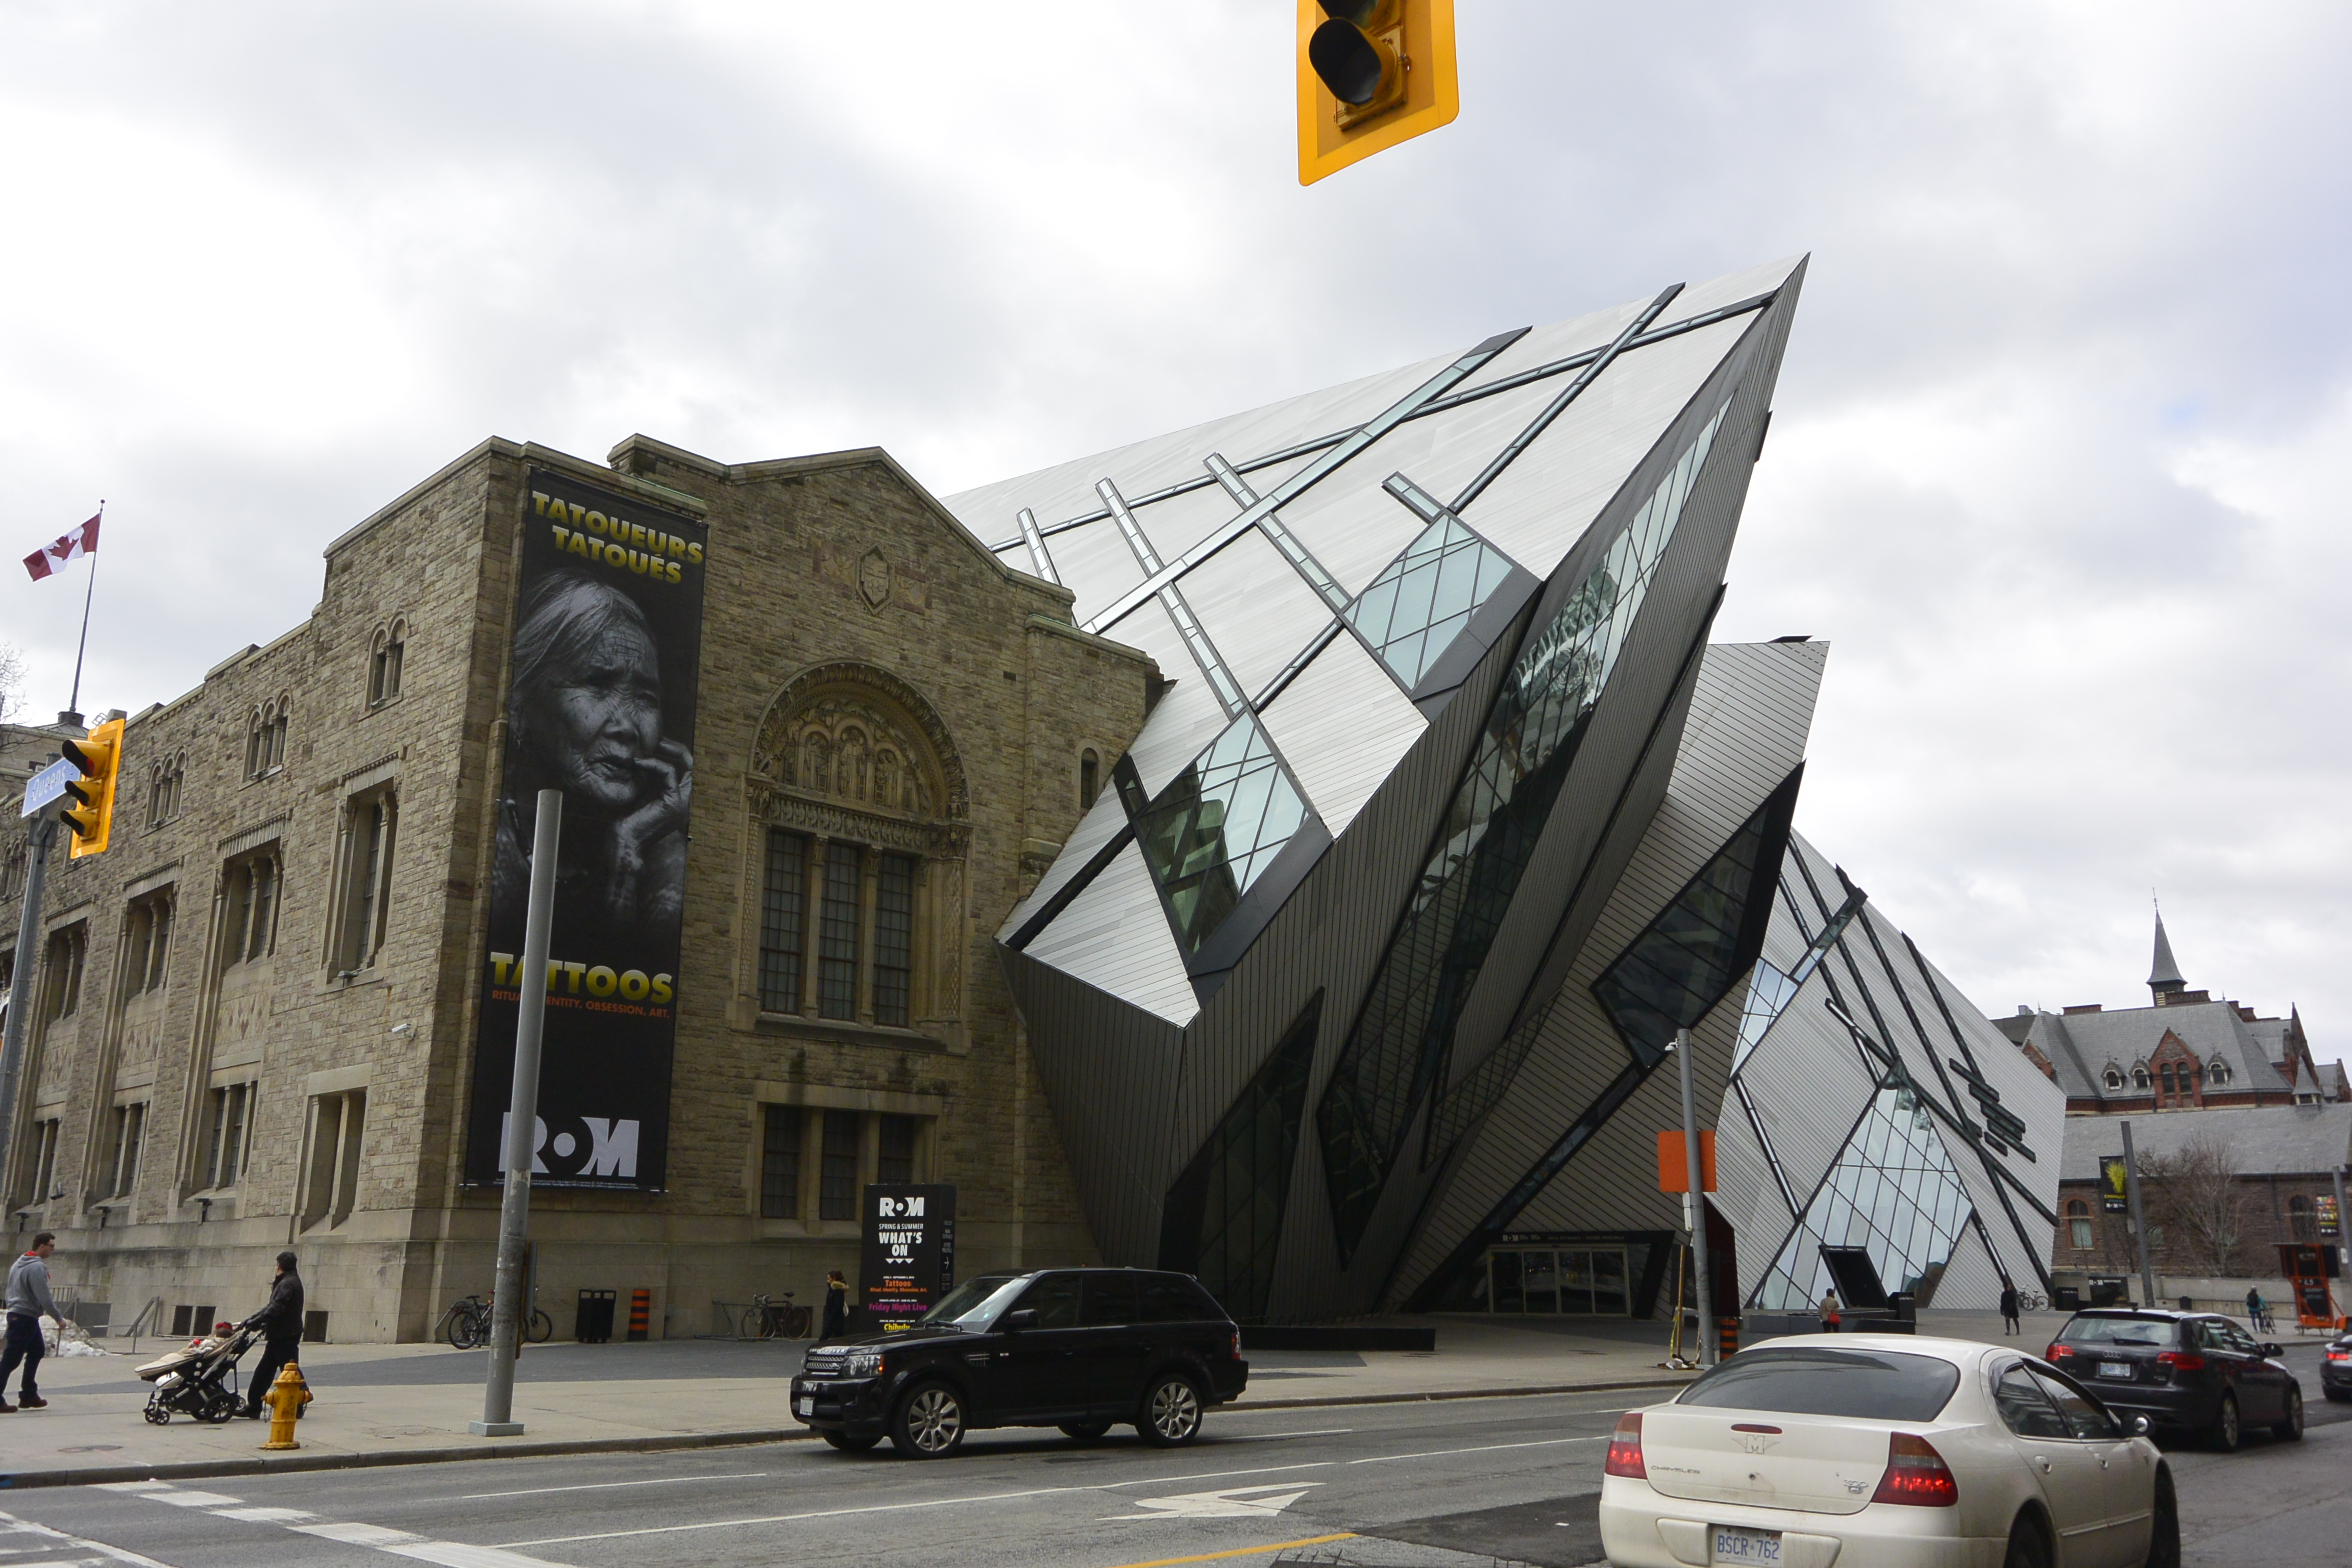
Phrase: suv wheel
[
  {"left": 1137, "top": 1371, "right": 1203, "bottom": 1447},
  {"left": 2273, "top": 1385, "right": 2304, "bottom": 1441},
  {"left": 890, "top": 1382, "right": 967, "bottom": 1459},
  {"left": 2209, "top": 1392, "right": 2240, "bottom": 1454}
]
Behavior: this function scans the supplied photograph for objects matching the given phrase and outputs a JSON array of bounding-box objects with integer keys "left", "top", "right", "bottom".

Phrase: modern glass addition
[
  {"left": 1134, "top": 713, "right": 1311, "bottom": 957},
  {"left": 1343, "top": 510, "right": 1518, "bottom": 689},
  {"left": 1752, "top": 1079, "right": 1975, "bottom": 1311},
  {"left": 1316, "top": 400, "right": 1733, "bottom": 1261},
  {"left": 1158, "top": 999, "right": 1320, "bottom": 1322}
]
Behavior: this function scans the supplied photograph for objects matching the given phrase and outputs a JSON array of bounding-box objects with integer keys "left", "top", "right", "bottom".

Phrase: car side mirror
[
  {"left": 2261, "top": 1343, "right": 2283, "bottom": 1358},
  {"left": 2130, "top": 1415, "right": 2151, "bottom": 1438},
  {"left": 1001, "top": 1309, "right": 1039, "bottom": 1333}
]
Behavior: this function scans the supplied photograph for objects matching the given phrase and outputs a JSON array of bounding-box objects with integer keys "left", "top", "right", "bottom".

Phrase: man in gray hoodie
[{"left": 2, "top": 1232, "right": 58, "bottom": 1412}]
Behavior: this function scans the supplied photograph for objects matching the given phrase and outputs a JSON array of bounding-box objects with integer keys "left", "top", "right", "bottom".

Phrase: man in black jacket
[{"left": 239, "top": 1252, "right": 305, "bottom": 1419}]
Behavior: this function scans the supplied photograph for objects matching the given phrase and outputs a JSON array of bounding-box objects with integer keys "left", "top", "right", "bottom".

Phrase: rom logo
[
  {"left": 502, "top": 1113, "right": 639, "bottom": 1178},
  {"left": 877, "top": 1195, "right": 924, "bottom": 1218}
]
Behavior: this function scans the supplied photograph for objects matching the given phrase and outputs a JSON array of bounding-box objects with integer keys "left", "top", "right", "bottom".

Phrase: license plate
[
  {"left": 2098, "top": 1362, "right": 2135, "bottom": 1380},
  {"left": 796, "top": 1397, "right": 813, "bottom": 1417},
  {"left": 1712, "top": 1525, "right": 1782, "bottom": 1564}
]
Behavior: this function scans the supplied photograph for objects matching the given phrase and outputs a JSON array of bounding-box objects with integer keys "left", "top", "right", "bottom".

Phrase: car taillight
[
  {"left": 1230, "top": 1330, "right": 1244, "bottom": 1360},
  {"left": 1604, "top": 1411, "right": 1647, "bottom": 1479},
  {"left": 1871, "top": 1432, "right": 1958, "bottom": 1507},
  {"left": 2326, "top": 1350, "right": 2349, "bottom": 1362},
  {"left": 2157, "top": 1351, "right": 2206, "bottom": 1372},
  {"left": 2045, "top": 1342, "right": 2073, "bottom": 1360}
]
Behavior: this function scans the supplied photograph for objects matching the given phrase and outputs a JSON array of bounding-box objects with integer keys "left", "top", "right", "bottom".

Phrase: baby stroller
[{"left": 137, "top": 1321, "right": 261, "bottom": 1425}]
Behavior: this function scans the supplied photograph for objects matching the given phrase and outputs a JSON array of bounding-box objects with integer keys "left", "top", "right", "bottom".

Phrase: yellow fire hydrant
[{"left": 259, "top": 1362, "right": 312, "bottom": 1451}]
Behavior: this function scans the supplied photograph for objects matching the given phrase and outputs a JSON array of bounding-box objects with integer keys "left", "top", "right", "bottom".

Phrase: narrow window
[
  {"left": 2159, "top": 1064, "right": 2175, "bottom": 1100},
  {"left": 760, "top": 1105, "right": 803, "bottom": 1219},
  {"left": 817, "top": 845, "right": 863, "bottom": 1021},
  {"left": 24, "top": 1119, "right": 60, "bottom": 1205},
  {"left": 108, "top": 1102, "right": 147, "bottom": 1200},
  {"left": 206, "top": 1084, "right": 252, "bottom": 1189},
  {"left": 248, "top": 857, "right": 277, "bottom": 961},
  {"left": 1080, "top": 749, "right": 1100, "bottom": 809},
  {"left": 877, "top": 1113, "right": 917, "bottom": 1186},
  {"left": 758, "top": 830, "right": 807, "bottom": 1014},
  {"left": 302, "top": 1090, "right": 366, "bottom": 1229},
  {"left": 819, "top": 1109, "right": 860, "bottom": 1220},
  {"left": 147, "top": 897, "right": 173, "bottom": 990},
  {"left": 337, "top": 794, "right": 396, "bottom": 971},
  {"left": 44, "top": 925, "right": 85, "bottom": 1019},
  {"left": 2065, "top": 1199, "right": 2093, "bottom": 1251},
  {"left": 872, "top": 854, "right": 914, "bottom": 1028}
]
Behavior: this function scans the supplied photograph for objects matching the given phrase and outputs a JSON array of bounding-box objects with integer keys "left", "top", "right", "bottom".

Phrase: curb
[{"left": 0, "top": 1376, "right": 1701, "bottom": 1490}]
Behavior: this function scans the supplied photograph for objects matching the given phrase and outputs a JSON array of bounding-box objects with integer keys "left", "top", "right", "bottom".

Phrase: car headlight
[{"left": 841, "top": 1350, "right": 887, "bottom": 1378}]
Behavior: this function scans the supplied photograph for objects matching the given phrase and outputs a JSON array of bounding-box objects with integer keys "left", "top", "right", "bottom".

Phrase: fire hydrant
[{"left": 259, "top": 1362, "right": 312, "bottom": 1451}]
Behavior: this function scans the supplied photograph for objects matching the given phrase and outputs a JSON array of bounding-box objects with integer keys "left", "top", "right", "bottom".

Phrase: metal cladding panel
[
  {"left": 1667, "top": 255, "right": 1807, "bottom": 322},
  {"left": 1932, "top": 1221, "right": 2005, "bottom": 1311},
  {"left": 1001, "top": 946, "right": 1186, "bottom": 1267},
  {"left": 1447, "top": 296, "right": 1650, "bottom": 398},
  {"left": 1022, "top": 839, "right": 1198, "bottom": 1027},
  {"left": 1123, "top": 663, "right": 1233, "bottom": 801},
  {"left": 998, "top": 788, "right": 1132, "bottom": 941},
  {"left": 1258, "top": 632, "right": 1428, "bottom": 840},
  {"left": 1036, "top": 503, "right": 1149, "bottom": 608},
  {"left": 1111, "top": 473, "right": 1261, "bottom": 570},
  {"left": 1174, "top": 528, "right": 1342, "bottom": 702}
]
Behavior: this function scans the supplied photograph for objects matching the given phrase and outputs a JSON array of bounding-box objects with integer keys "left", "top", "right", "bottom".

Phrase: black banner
[
  {"left": 861, "top": 1185, "right": 957, "bottom": 1333},
  {"left": 462, "top": 469, "right": 708, "bottom": 1191}
]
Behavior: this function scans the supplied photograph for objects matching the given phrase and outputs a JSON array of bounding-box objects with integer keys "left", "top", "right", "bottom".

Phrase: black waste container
[
  {"left": 2053, "top": 1286, "right": 2081, "bottom": 1312},
  {"left": 576, "top": 1289, "right": 617, "bottom": 1344}
]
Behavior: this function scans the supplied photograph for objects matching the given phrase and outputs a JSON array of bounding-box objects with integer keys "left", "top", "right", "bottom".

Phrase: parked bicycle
[
  {"left": 438, "top": 1292, "right": 553, "bottom": 1349},
  {"left": 742, "top": 1291, "right": 813, "bottom": 1341},
  {"left": 2014, "top": 1290, "right": 2050, "bottom": 1314}
]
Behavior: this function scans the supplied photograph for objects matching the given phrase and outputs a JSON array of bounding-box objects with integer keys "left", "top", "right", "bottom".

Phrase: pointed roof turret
[{"left": 2149, "top": 904, "right": 2186, "bottom": 1003}]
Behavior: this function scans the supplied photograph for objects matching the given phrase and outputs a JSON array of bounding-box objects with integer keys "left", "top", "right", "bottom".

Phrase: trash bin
[
  {"left": 2053, "top": 1287, "right": 2081, "bottom": 1312},
  {"left": 576, "top": 1289, "right": 617, "bottom": 1344}
]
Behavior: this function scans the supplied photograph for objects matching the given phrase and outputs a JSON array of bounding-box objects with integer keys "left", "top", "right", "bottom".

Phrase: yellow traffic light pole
[{"left": 1298, "top": 0, "right": 1459, "bottom": 185}]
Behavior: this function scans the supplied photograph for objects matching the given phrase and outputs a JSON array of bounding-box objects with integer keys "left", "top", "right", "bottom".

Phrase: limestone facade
[{"left": 0, "top": 433, "right": 1157, "bottom": 1341}]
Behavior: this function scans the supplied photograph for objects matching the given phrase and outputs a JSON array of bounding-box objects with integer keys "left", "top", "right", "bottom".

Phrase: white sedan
[{"left": 1599, "top": 1333, "right": 2177, "bottom": 1568}]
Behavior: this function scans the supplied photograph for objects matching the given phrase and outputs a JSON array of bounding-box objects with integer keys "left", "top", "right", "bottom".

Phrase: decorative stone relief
[{"left": 859, "top": 548, "right": 893, "bottom": 612}]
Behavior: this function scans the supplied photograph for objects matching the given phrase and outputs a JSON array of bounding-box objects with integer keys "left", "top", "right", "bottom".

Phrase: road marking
[
  {"left": 1103, "top": 1483, "right": 1322, "bottom": 1521},
  {"left": 459, "top": 1471, "right": 769, "bottom": 1500},
  {"left": 496, "top": 1485, "right": 1097, "bottom": 1548},
  {"left": 1223, "top": 1427, "right": 1355, "bottom": 1441},
  {"left": 1100, "top": 1534, "right": 1359, "bottom": 1568},
  {"left": 209, "top": 1507, "right": 316, "bottom": 1524},
  {"left": 0, "top": 1514, "right": 179, "bottom": 1567},
  {"left": 1347, "top": 1434, "right": 1608, "bottom": 1464},
  {"left": 148, "top": 1493, "right": 242, "bottom": 1509},
  {"left": 1099, "top": 1462, "right": 1334, "bottom": 1488},
  {"left": 111, "top": 1487, "right": 577, "bottom": 1568}
]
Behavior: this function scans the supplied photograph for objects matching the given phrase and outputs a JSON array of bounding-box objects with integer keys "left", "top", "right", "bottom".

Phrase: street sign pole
[
  {"left": 474, "top": 789, "right": 561, "bottom": 1437},
  {"left": 1674, "top": 1028, "right": 1716, "bottom": 1366},
  {"left": 0, "top": 808, "right": 61, "bottom": 1198},
  {"left": 2121, "top": 1120, "right": 2156, "bottom": 1308}
]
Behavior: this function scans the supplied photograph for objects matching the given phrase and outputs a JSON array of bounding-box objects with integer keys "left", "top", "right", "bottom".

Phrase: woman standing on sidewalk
[{"left": 1818, "top": 1292, "right": 1841, "bottom": 1333}]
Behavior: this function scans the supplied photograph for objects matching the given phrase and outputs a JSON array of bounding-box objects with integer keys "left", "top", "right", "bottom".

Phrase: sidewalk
[{"left": 0, "top": 1307, "right": 2081, "bottom": 1486}]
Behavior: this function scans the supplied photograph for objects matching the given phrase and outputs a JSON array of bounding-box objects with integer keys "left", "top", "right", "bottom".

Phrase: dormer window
[
  {"left": 2208, "top": 1057, "right": 2231, "bottom": 1086},
  {"left": 2131, "top": 1065, "right": 2150, "bottom": 1091},
  {"left": 2102, "top": 1067, "right": 2123, "bottom": 1091}
]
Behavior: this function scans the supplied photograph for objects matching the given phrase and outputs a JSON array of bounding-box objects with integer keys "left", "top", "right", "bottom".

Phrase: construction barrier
[{"left": 627, "top": 1287, "right": 651, "bottom": 1341}]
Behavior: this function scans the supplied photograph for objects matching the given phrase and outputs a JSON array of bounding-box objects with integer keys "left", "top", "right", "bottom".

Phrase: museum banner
[
  {"left": 861, "top": 1185, "right": 957, "bottom": 1333},
  {"left": 462, "top": 468, "right": 709, "bottom": 1191}
]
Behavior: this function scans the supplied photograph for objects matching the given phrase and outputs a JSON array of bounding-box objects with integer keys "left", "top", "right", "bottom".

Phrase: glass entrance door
[{"left": 1486, "top": 1247, "right": 1630, "bottom": 1315}]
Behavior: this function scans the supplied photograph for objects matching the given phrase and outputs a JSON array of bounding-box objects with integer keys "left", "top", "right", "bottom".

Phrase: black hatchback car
[
  {"left": 2322, "top": 1331, "right": 2352, "bottom": 1402},
  {"left": 790, "top": 1267, "right": 1249, "bottom": 1458},
  {"left": 2046, "top": 1309, "right": 2302, "bottom": 1451}
]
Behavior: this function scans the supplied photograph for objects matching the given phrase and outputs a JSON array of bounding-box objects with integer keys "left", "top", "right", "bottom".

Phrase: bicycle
[
  {"left": 2014, "top": 1290, "right": 2050, "bottom": 1314},
  {"left": 742, "top": 1291, "right": 813, "bottom": 1340},
  {"left": 438, "top": 1293, "right": 553, "bottom": 1349}
]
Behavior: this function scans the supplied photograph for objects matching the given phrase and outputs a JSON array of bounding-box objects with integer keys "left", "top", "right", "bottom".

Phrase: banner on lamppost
[
  {"left": 861, "top": 1185, "right": 957, "bottom": 1334},
  {"left": 2100, "top": 1156, "right": 2129, "bottom": 1214},
  {"left": 462, "top": 469, "right": 708, "bottom": 1192}
]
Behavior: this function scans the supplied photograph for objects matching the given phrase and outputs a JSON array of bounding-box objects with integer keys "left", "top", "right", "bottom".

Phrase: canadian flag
[{"left": 23, "top": 513, "right": 101, "bottom": 581}]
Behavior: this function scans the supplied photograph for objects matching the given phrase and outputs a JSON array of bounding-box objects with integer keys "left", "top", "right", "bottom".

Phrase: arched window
[
  {"left": 369, "top": 618, "right": 406, "bottom": 706},
  {"left": 247, "top": 695, "right": 290, "bottom": 779},
  {"left": 1079, "top": 748, "right": 1100, "bottom": 810},
  {"left": 2208, "top": 1057, "right": 2232, "bottom": 1087},
  {"left": 2132, "top": 1065, "right": 2150, "bottom": 1091},
  {"left": 2160, "top": 1064, "right": 2176, "bottom": 1098},
  {"left": 2066, "top": 1199, "right": 2093, "bottom": 1251},
  {"left": 149, "top": 751, "right": 185, "bottom": 827},
  {"left": 2102, "top": 1067, "right": 2123, "bottom": 1091},
  {"left": 2291, "top": 1195, "right": 2318, "bottom": 1243}
]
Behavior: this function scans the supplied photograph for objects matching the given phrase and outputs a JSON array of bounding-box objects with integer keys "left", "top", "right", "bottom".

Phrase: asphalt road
[{"left": 5, "top": 1362, "right": 2348, "bottom": 1568}]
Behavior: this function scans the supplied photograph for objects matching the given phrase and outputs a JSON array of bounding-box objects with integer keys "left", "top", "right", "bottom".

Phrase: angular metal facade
[{"left": 951, "top": 258, "right": 2050, "bottom": 1319}]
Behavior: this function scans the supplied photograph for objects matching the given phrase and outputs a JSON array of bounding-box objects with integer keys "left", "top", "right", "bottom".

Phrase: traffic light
[
  {"left": 1297, "top": 0, "right": 1458, "bottom": 186},
  {"left": 61, "top": 717, "right": 124, "bottom": 858}
]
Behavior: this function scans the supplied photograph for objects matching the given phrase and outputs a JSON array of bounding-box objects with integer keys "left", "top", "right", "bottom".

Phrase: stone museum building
[{"left": 0, "top": 255, "right": 2067, "bottom": 1339}]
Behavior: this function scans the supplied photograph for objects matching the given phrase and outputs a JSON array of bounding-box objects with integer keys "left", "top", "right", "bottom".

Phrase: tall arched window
[
  {"left": 2160, "top": 1064, "right": 2176, "bottom": 1099},
  {"left": 247, "top": 695, "right": 290, "bottom": 779},
  {"left": 369, "top": 618, "right": 407, "bottom": 706},
  {"left": 2066, "top": 1199, "right": 2093, "bottom": 1251}
]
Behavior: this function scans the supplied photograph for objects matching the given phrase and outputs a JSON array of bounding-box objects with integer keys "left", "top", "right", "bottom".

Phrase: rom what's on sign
[{"left": 862, "top": 1185, "right": 955, "bottom": 1334}]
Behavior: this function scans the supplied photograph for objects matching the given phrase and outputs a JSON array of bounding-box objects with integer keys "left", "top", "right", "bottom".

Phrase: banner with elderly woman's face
[{"left": 463, "top": 469, "right": 708, "bottom": 1191}]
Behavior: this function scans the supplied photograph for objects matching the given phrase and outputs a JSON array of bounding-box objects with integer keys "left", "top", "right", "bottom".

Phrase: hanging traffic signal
[
  {"left": 1297, "top": 0, "right": 1458, "bottom": 186},
  {"left": 61, "top": 717, "right": 125, "bottom": 858}
]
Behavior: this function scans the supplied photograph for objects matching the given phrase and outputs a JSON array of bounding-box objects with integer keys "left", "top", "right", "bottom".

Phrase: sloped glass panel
[
  {"left": 1159, "top": 998, "right": 1321, "bottom": 1322},
  {"left": 1134, "top": 713, "right": 1311, "bottom": 955},
  {"left": 1317, "top": 399, "right": 1733, "bottom": 1260},
  {"left": 1752, "top": 1081, "right": 1976, "bottom": 1311},
  {"left": 1344, "top": 513, "right": 1520, "bottom": 689},
  {"left": 1728, "top": 961, "right": 1801, "bottom": 1079}
]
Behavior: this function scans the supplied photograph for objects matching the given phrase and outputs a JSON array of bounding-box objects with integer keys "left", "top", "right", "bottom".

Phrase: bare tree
[
  {"left": 0, "top": 641, "right": 23, "bottom": 725},
  {"left": 2138, "top": 1133, "right": 2247, "bottom": 1277}
]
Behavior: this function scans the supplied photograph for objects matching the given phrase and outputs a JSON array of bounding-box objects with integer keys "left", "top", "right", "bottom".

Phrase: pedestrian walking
[
  {"left": 237, "top": 1252, "right": 306, "bottom": 1419},
  {"left": 1999, "top": 1283, "right": 2021, "bottom": 1336},
  {"left": 1, "top": 1232, "right": 59, "bottom": 1412},
  {"left": 1818, "top": 1291, "right": 1841, "bottom": 1333},
  {"left": 821, "top": 1270, "right": 849, "bottom": 1340},
  {"left": 2246, "top": 1287, "right": 2268, "bottom": 1331}
]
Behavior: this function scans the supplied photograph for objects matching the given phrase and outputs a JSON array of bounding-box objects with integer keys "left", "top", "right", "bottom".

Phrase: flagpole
[{"left": 65, "top": 501, "right": 102, "bottom": 724}]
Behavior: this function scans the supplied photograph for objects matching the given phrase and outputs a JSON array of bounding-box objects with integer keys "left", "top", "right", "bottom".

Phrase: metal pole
[
  {"left": 473, "top": 789, "right": 561, "bottom": 1437},
  {"left": 0, "top": 815, "right": 58, "bottom": 1193},
  {"left": 1674, "top": 1028, "right": 1716, "bottom": 1366},
  {"left": 2121, "top": 1120, "right": 2156, "bottom": 1309}
]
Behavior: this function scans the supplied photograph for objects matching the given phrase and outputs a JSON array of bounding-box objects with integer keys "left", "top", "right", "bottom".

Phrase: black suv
[
  {"left": 2046, "top": 1309, "right": 2302, "bottom": 1451},
  {"left": 790, "top": 1268, "right": 1250, "bottom": 1458}
]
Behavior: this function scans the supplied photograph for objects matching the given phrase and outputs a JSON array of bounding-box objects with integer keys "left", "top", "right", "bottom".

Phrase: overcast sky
[{"left": 3, "top": 2, "right": 2345, "bottom": 1050}]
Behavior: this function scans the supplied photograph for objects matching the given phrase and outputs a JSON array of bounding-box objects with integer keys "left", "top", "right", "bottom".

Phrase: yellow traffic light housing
[
  {"left": 1297, "top": 0, "right": 1458, "bottom": 186},
  {"left": 61, "top": 717, "right": 124, "bottom": 858}
]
